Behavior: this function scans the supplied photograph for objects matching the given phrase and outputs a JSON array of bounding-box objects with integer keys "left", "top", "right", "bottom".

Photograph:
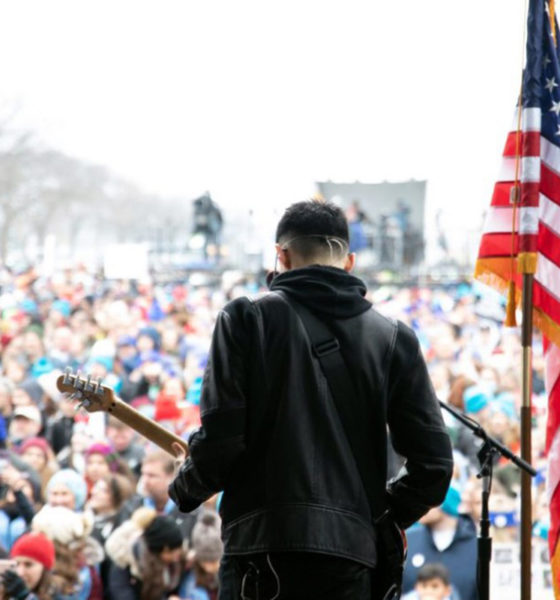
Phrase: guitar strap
[{"left": 275, "top": 291, "right": 387, "bottom": 522}]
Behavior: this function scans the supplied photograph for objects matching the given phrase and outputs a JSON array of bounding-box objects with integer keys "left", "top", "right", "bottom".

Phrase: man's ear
[
  {"left": 344, "top": 252, "right": 356, "bottom": 272},
  {"left": 275, "top": 244, "right": 291, "bottom": 270}
]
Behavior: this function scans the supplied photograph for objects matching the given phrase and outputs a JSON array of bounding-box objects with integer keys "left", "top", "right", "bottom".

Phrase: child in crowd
[{"left": 403, "top": 563, "right": 456, "bottom": 600}]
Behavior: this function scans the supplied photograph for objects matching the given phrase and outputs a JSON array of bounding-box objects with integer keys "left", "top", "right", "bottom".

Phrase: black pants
[{"left": 218, "top": 552, "right": 372, "bottom": 600}]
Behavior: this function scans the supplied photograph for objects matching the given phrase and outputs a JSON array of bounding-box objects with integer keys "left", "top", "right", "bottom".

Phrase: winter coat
[
  {"left": 402, "top": 514, "right": 478, "bottom": 600},
  {"left": 170, "top": 266, "right": 454, "bottom": 568},
  {"left": 114, "top": 495, "right": 199, "bottom": 544},
  {"left": 105, "top": 517, "right": 186, "bottom": 600}
]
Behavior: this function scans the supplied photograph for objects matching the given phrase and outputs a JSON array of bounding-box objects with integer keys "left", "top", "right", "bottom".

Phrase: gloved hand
[{"left": 1, "top": 569, "right": 29, "bottom": 600}]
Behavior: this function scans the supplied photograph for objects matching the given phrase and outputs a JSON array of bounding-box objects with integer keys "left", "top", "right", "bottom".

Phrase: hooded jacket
[
  {"left": 105, "top": 509, "right": 185, "bottom": 600},
  {"left": 170, "top": 266, "right": 453, "bottom": 567}
]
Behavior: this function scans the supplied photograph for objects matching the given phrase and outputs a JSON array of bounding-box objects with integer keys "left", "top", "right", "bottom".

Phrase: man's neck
[
  {"left": 429, "top": 513, "right": 458, "bottom": 532},
  {"left": 152, "top": 495, "right": 169, "bottom": 512}
]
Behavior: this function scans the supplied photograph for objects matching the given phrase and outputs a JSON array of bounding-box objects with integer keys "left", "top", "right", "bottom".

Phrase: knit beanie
[
  {"left": 154, "top": 393, "right": 181, "bottom": 422},
  {"left": 16, "top": 378, "right": 45, "bottom": 405},
  {"left": 143, "top": 515, "right": 183, "bottom": 554},
  {"left": 11, "top": 532, "right": 55, "bottom": 570},
  {"left": 46, "top": 468, "right": 88, "bottom": 510},
  {"left": 192, "top": 510, "right": 224, "bottom": 563},
  {"left": 86, "top": 441, "right": 123, "bottom": 473},
  {"left": 138, "top": 327, "right": 161, "bottom": 351},
  {"left": 463, "top": 385, "right": 490, "bottom": 414},
  {"left": 19, "top": 436, "right": 52, "bottom": 458},
  {"left": 441, "top": 484, "right": 462, "bottom": 517}
]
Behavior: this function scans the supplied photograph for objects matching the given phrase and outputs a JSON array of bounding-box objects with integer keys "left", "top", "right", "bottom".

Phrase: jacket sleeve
[
  {"left": 385, "top": 321, "right": 454, "bottom": 528},
  {"left": 169, "top": 299, "right": 251, "bottom": 513},
  {"left": 107, "top": 565, "right": 138, "bottom": 600},
  {"left": 14, "top": 489, "right": 35, "bottom": 525}
]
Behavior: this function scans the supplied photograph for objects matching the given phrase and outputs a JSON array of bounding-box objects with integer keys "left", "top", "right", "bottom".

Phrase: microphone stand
[{"left": 438, "top": 401, "right": 537, "bottom": 600}]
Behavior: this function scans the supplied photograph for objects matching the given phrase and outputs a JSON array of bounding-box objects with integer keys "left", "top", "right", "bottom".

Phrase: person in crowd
[
  {"left": 87, "top": 473, "right": 134, "bottom": 592},
  {"left": 105, "top": 507, "right": 187, "bottom": 600},
  {"left": 7, "top": 406, "right": 42, "bottom": 449},
  {"left": 117, "top": 449, "right": 199, "bottom": 541},
  {"left": 120, "top": 354, "right": 166, "bottom": 405},
  {"left": 0, "top": 378, "right": 14, "bottom": 449},
  {"left": 0, "top": 532, "right": 63, "bottom": 600},
  {"left": 46, "top": 393, "right": 76, "bottom": 455},
  {"left": 12, "top": 380, "right": 44, "bottom": 410},
  {"left": 446, "top": 381, "right": 488, "bottom": 470},
  {"left": 182, "top": 510, "right": 223, "bottom": 600},
  {"left": 402, "top": 563, "right": 456, "bottom": 600},
  {"left": 21, "top": 330, "right": 47, "bottom": 373},
  {"left": 45, "top": 469, "right": 87, "bottom": 511},
  {"left": 0, "top": 462, "right": 39, "bottom": 551},
  {"left": 18, "top": 437, "right": 58, "bottom": 498},
  {"left": 56, "top": 424, "right": 94, "bottom": 473},
  {"left": 104, "top": 417, "right": 145, "bottom": 479},
  {"left": 46, "top": 326, "right": 79, "bottom": 371},
  {"left": 32, "top": 505, "right": 104, "bottom": 600},
  {"left": 402, "top": 485, "right": 478, "bottom": 600},
  {"left": 170, "top": 200, "right": 453, "bottom": 597},
  {"left": 88, "top": 473, "right": 134, "bottom": 544},
  {"left": 488, "top": 480, "right": 519, "bottom": 543},
  {"left": 83, "top": 442, "right": 134, "bottom": 495},
  {"left": 115, "top": 336, "right": 138, "bottom": 376},
  {"left": 458, "top": 476, "right": 482, "bottom": 527}
]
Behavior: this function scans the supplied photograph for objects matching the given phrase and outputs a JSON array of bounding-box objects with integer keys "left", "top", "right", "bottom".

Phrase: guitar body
[{"left": 372, "top": 514, "right": 407, "bottom": 600}]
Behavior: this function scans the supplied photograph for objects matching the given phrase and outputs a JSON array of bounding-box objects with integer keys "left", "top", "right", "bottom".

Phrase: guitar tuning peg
[
  {"left": 63, "top": 367, "right": 72, "bottom": 385},
  {"left": 76, "top": 399, "right": 91, "bottom": 412},
  {"left": 95, "top": 378, "right": 103, "bottom": 396},
  {"left": 69, "top": 391, "right": 83, "bottom": 405},
  {"left": 73, "top": 372, "right": 85, "bottom": 390},
  {"left": 85, "top": 375, "right": 93, "bottom": 391}
]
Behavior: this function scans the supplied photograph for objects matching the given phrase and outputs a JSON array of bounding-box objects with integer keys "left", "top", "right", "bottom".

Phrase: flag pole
[{"left": 520, "top": 270, "right": 535, "bottom": 600}]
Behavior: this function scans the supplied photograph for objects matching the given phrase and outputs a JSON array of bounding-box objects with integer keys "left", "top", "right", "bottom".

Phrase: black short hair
[
  {"left": 275, "top": 200, "right": 349, "bottom": 261},
  {"left": 416, "top": 563, "right": 450, "bottom": 586}
]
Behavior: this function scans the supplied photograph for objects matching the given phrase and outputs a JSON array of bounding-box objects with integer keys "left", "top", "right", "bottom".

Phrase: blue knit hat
[
  {"left": 463, "top": 385, "right": 490, "bottom": 414},
  {"left": 490, "top": 392, "right": 517, "bottom": 420},
  {"left": 51, "top": 299, "right": 71, "bottom": 318},
  {"left": 138, "top": 327, "right": 161, "bottom": 351},
  {"left": 46, "top": 469, "right": 87, "bottom": 510},
  {"left": 91, "top": 355, "right": 114, "bottom": 373},
  {"left": 441, "top": 484, "right": 462, "bottom": 517}
]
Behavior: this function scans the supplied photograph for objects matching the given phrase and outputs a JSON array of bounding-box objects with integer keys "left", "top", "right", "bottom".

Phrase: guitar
[
  {"left": 56, "top": 369, "right": 189, "bottom": 457},
  {"left": 374, "top": 510, "right": 408, "bottom": 600}
]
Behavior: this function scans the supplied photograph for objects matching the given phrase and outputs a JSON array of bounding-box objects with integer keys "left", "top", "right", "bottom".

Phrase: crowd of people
[{"left": 0, "top": 263, "right": 550, "bottom": 599}]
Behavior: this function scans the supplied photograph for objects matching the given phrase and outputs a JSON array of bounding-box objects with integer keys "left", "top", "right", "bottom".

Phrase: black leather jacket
[{"left": 170, "top": 266, "right": 453, "bottom": 567}]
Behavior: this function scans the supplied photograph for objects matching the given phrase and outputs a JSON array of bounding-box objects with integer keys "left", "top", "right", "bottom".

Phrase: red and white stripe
[
  {"left": 478, "top": 108, "right": 560, "bottom": 280},
  {"left": 546, "top": 339, "right": 560, "bottom": 562},
  {"left": 477, "top": 103, "right": 560, "bottom": 565}
]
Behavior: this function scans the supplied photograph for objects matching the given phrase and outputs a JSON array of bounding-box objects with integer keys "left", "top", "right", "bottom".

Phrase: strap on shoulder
[{"left": 274, "top": 290, "right": 387, "bottom": 519}]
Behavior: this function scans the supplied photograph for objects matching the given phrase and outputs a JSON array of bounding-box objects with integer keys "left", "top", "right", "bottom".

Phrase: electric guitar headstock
[{"left": 56, "top": 368, "right": 117, "bottom": 414}]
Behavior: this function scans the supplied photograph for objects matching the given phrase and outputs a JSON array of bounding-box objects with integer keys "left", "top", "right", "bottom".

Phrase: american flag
[{"left": 473, "top": 0, "right": 560, "bottom": 594}]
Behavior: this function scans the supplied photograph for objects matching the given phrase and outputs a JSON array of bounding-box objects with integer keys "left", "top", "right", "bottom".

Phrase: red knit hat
[
  {"left": 19, "top": 436, "right": 52, "bottom": 458},
  {"left": 10, "top": 533, "right": 55, "bottom": 570},
  {"left": 154, "top": 393, "right": 181, "bottom": 422}
]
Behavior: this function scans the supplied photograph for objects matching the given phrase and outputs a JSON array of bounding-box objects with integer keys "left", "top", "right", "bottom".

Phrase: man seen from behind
[{"left": 170, "top": 200, "right": 454, "bottom": 599}]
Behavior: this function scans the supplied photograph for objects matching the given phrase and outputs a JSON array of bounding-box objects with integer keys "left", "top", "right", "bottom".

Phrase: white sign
[
  {"left": 490, "top": 542, "right": 553, "bottom": 599},
  {"left": 103, "top": 243, "right": 149, "bottom": 280}
]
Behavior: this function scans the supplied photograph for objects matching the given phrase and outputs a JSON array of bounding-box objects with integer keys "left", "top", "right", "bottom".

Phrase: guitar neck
[{"left": 108, "top": 397, "right": 189, "bottom": 457}]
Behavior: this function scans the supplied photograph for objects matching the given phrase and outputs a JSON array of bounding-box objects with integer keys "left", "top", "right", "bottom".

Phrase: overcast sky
[{"left": 0, "top": 0, "right": 527, "bottom": 245}]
